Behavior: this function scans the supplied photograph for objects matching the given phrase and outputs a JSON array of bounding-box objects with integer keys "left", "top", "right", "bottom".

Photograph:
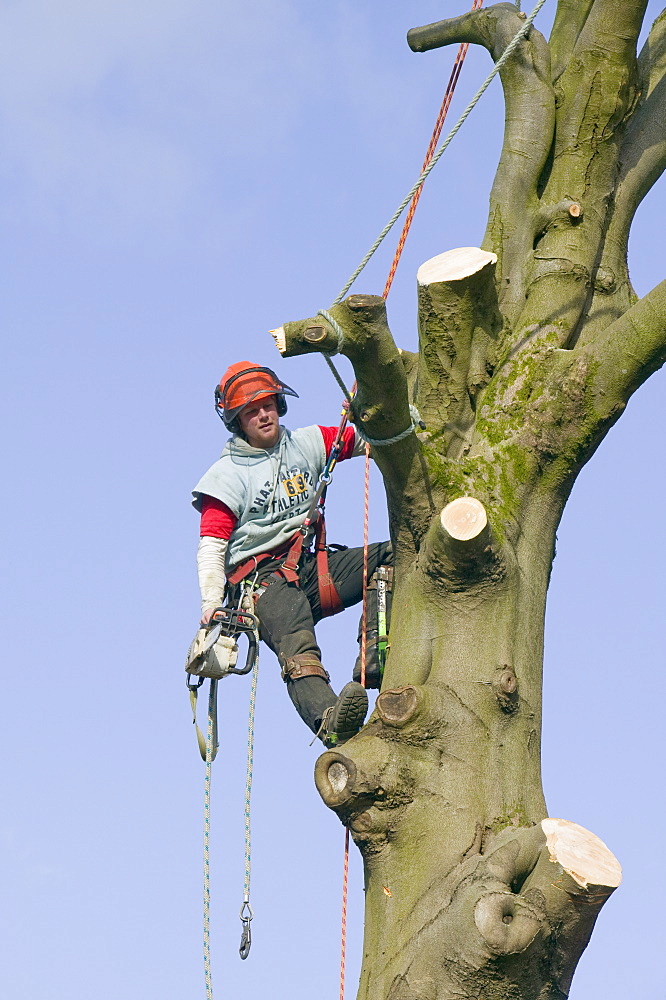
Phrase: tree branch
[
  {"left": 520, "top": 819, "right": 622, "bottom": 995},
  {"left": 408, "top": 4, "right": 555, "bottom": 323},
  {"left": 273, "top": 295, "right": 431, "bottom": 557},
  {"left": 573, "top": 13, "right": 666, "bottom": 345},
  {"left": 514, "top": 2, "right": 648, "bottom": 351},
  {"left": 415, "top": 247, "right": 502, "bottom": 458},
  {"left": 419, "top": 496, "right": 505, "bottom": 591},
  {"left": 549, "top": 0, "right": 595, "bottom": 83},
  {"left": 542, "top": 0, "right": 647, "bottom": 208},
  {"left": 574, "top": 0, "right": 648, "bottom": 61},
  {"left": 603, "top": 12, "right": 666, "bottom": 275},
  {"left": 275, "top": 294, "right": 409, "bottom": 441},
  {"left": 576, "top": 278, "right": 666, "bottom": 412}
]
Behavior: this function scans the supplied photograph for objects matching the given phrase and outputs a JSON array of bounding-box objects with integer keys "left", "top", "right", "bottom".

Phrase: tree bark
[{"left": 275, "top": 3, "right": 666, "bottom": 997}]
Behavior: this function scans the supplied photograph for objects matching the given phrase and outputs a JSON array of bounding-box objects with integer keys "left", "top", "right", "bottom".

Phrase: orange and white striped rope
[{"left": 339, "top": 826, "right": 351, "bottom": 1000}]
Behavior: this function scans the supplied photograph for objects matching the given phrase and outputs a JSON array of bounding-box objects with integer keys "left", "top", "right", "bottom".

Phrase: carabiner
[{"left": 239, "top": 900, "right": 254, "bottom": 960}]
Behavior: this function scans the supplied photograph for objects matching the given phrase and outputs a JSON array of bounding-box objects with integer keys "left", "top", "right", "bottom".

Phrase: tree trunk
[{"left": 275, "top": 3, "right": 666, "bottom": 996}]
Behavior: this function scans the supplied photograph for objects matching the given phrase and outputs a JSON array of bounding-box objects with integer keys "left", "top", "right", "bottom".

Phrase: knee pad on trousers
[{"left": 280, "top": 653, "right": 330, "bottom": 684}]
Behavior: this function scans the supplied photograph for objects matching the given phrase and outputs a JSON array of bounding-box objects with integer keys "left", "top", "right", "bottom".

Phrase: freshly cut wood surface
[
  {"left": 270, "top": 326, "right": 286, "bottom": 353},
  {"left": 417, "top": 247, "right": 497, "bottom": 285},
  {"left": 441, "top": 496, "right": 488, "bottom": 540},
  {"left": 542, "top": 818, "right": 622, "bottom": 889}
]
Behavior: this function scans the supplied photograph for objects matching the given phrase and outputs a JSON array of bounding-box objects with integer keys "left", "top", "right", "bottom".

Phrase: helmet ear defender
[{"left": 214, "top": 385, "right": 233, "bottom": 426}]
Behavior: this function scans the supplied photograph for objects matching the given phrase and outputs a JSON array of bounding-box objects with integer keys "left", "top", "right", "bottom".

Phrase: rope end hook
[{"left": 239, "top": 900, "right": 254, "bottom": 960}]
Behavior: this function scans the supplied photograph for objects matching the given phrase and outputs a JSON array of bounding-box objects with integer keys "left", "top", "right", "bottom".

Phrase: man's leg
[
  {"left": 254, "top": 575, "right": 336, "bottom": 733},
  {"left": 302, "top": 542, "right": 393, "bottom": 688},
  {"left": 254, "top": 574, "right": 368, "bottom": 742}
]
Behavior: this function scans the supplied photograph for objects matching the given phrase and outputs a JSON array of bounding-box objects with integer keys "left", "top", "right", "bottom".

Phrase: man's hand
[{"left": 200, "top": 606, "right": 223, "bottom": 627}]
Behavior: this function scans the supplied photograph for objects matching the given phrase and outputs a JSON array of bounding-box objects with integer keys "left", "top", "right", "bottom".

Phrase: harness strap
[
  {"left": 226, "top": 533, "right": 300, "bottom": 585},
  {"left": 278, "top": 530, "right": 306, "bottom": 585},
  {"left": 314, "top": 516, "right": 344, "bottom": 618}
]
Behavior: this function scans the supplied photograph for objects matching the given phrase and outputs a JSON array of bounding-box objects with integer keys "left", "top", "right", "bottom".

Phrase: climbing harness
[{"left": 186, "top": 583, "right": 261, "bottom": 997}]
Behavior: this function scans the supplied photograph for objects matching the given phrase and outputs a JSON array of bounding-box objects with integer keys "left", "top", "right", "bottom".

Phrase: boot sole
[{"left": 329, "top": 682, "right": 369, "bottom": 740}]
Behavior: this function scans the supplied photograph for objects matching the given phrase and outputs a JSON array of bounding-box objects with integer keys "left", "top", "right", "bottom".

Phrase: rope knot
[{"left": 358, "top": 404, "right": 424, "bottom": 447}]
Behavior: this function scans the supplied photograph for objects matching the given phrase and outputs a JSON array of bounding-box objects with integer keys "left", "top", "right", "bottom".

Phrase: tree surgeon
[
  {"left": 266, "top": 1, "right": 666, "bottom": 996},
  {"left": 192, "top": 361, "right": 392, "bottom": 746}
]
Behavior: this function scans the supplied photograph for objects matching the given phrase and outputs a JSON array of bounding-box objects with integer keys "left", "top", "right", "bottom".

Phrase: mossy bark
[{"left": 276, "top": 3, "right": 666, "bottom": 997}]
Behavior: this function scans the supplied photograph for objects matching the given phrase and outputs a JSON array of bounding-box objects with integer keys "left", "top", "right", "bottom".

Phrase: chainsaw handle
[{"left": 227, "top": 628, "right": 258, "bottom": 675}]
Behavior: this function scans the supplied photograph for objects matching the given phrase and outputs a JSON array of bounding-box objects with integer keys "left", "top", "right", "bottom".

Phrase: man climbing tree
[
  {"left": 191, "top": 361, "right": 392, "bottom": 747},
  {"left": 264, "top": 2, "right": 666, "bottom": 997}
]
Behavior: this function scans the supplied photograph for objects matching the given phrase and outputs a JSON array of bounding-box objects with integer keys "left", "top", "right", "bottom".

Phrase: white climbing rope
[
  {"left": 358, "top": 404, "right": 424, "bottom": 447},
  {"left": 199, "top": 589, "right": 260, "bottom": 995},
  {"left": 203, "top": 680, "right": 217, "bottom": 1000},
  {"left": 239, "top": 615, "right": 260, "bottom": 960}
]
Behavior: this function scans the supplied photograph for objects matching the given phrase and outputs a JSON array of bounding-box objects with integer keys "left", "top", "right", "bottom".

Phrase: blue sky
[{"left": 1, "top": 2, "right": 664, "bottom": 998}]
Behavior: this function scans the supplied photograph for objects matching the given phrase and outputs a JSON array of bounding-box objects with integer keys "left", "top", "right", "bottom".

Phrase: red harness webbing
[
  {"left": 226, "top": 515, "right": 343, "bottom": 618},
  {"left": 314, "top": 513, "right": 344, "bottom": 618},
  {"left": 226, "top": 533, "right": 298, "bottom": 585}
]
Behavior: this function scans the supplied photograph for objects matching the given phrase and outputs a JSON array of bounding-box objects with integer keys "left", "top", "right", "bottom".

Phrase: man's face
[{"left": 238, "top": 394, "right": 280, "bottom": 449}]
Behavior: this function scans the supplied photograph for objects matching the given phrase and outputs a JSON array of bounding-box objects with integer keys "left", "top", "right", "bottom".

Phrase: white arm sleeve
[
  {"left": 352, "top": 428, "right": 368, "bottom": 457},
  {"left": 197, "top": 536, "right": 228, "bottom": 614}
]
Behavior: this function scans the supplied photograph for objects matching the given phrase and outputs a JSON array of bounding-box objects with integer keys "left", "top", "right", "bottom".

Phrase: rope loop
[
  {"left": 358, "top": 404, "right": 423, "bottom": 447},
  {"left": 317, "top": 309, "right": 346, "bottom": 354}
]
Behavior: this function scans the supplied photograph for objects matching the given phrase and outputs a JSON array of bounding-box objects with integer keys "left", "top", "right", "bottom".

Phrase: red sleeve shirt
[
  {"left": 317, "top": 424, "right": 358, "bottom": 461},
  {"left": 200, "top": 495, "right": 238, "bottom": 539},
  {"left": 199, "top": 425, "right": 359, "bottom": 537}
]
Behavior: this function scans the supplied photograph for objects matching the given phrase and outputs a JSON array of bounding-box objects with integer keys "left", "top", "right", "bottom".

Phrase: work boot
[{"left": 320, "top": 682, "right": 368, "bottom": 748}]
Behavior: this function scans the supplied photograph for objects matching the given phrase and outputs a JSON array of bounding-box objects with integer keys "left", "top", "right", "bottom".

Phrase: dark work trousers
[{"left": 249, "top": 540, "right": 392, "bottom": 734}]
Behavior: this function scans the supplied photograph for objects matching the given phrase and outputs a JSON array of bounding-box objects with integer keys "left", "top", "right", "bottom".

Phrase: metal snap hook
[{"left": 239, "top": 900, "right": 254, "bottom": 960}]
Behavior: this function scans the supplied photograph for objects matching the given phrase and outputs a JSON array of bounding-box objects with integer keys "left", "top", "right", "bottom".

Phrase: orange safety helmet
[{"left": 215, "top": 361, "right": 298, "bottom": 431}]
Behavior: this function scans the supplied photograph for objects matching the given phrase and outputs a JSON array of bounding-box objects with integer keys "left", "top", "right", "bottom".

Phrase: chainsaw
[{"left": 186, "top": 605, "right": 259, "bottom": 684}]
